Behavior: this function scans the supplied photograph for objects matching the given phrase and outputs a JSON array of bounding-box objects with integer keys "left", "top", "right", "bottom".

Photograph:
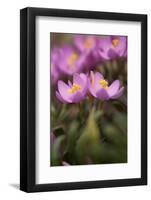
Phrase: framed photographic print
[{"left": 20, "top": 7, "right": 147, "bottom": 192}]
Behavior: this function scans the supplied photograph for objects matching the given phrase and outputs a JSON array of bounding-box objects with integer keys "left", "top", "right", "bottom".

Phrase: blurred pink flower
[
  {"left": 51, "top": 48, "right": 62, "bottom": 85},
  {"left": 98, "top": 36, "right": 127, "bottom": 60},
  {"left": 56, "top": 45, "right": 86, "bottom": 75},
  {"left": 74, "top": 35, "right": 103, "bottom": 69},
  {"left": 74, "top": 35, "right": 97, "bottom": 52}
]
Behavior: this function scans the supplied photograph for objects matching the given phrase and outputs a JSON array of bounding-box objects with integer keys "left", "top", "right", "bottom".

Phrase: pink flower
[
  {"left": 74, "top": 35, "right": 103, "bottom": 69},
  {"left": 89, "top": 71, "right": 124, "bottom": 100},
  {"left": 57, "top": 45, "right": 86, "bottom": 75},
  {"left": 98, "top": 36, "right": 127, "bottom": 60},
  {"left": 51, "top": 48, "right": 62, "bottom": 85},
  {"left": 56, "top": 73, "right": 88, "bottom": 103},
  {"left": 74, "top": 35, "right": 97, "bottom": 53}
]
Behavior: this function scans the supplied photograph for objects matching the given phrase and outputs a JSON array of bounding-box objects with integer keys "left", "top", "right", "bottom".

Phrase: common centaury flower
[
  {"left": 89, "top": 71, "right": 124, "bottom": 100},
  {"left": 74, "top": 35, "right": 97, "bottom": 53},
  {"left": 56, "top": 45, "right": 87, "bottom": 75},
  {"left": 56, "top": 73, "right": 88, "bottom": 103},
  {"left": 98, "top": 36, "right": 127, "bottom": 60},
  {"left": 74, "top": 35, "right": 103, "bottom": 69}
]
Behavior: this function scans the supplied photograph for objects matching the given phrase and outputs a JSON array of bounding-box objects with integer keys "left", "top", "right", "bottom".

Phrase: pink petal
[
  {"left": 107, "top": 80, "right": 120, "bottom": 97},
  {"left": 58, "top": 80, "right": 72, "bottom": 103},
  {"left": 80, "top": 73, "right": 87, "bottom": 83},
  {"left": 111, "top": 87, "right": 124, "bottom": 99},
  {"left": 94, "top": 72, "right": 104, "bottom": 82},
  {"left": 56, "top": 91, "right": 66, "bottom": 103},
  {"left": 79, "top": 73, "right": 88, "bottom": 95},
  {"left": 93, "top": 72, "right": 104, "bottom": 92},
  {"left": 96, "top": 88, "right": 109, "bottom": 100},
  {"left": 108, "top": 48, "right": 118, "bottom": 58},
  {"left": 73, "top": 73, "right": 84, "bottom": 86},
  {"left": 70, "top": 91, "right": 84, "bottom": 103},
  {"left": 88, "top": 78, "right": 97, "bottom": 97},
  {"left": 89, "top": 71, "right": 104, "bottom": 97},
  {"left": 112, "top": 36, "right": 127, "bottom": 57},
  {"left": 98, "top": 37, "right": 112, "bottom": 60},
  {"left": 73, "top": 73, "right": 88, "bottom": 95},
  {"left": 74, "top": 36, "right": 85, "bottom": 52},
  {"left": 68, "top": 80, "right": 72, "bottom": 87},
  {"left": 89, "top": 71, "right": 104, "bottom": 95}
]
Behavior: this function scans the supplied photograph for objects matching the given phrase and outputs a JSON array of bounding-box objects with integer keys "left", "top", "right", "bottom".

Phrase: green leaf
[
  {"left": 103, "top": 123, "right": 127, "bottom": 163},
  {"left": 53, "top": 127, "right": 65, "bottom": 137},
  {"left": 76, "top": 109, "right": 101, "bottom": 164},
  {"left": 66, "top": 121, "right": 79, "bottom": 151},
  {"left": 113, "top": 112, "right": 127, "bottom": 134},
  {"left": 51, "top": 135, "right": 65, "bottom": 166},
  {"left": 63, "top": 121, "right": 80, "bottom": 164}
]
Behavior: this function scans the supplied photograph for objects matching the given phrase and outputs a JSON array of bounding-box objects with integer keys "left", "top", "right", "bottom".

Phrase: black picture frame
[{"left": 20, "top": 7, "right": 147, "bottom": 192}]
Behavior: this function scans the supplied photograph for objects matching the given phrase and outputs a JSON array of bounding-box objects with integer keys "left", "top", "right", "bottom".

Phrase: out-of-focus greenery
[{"left": 50, "top": 33, "right": 127, "bottom": 166}]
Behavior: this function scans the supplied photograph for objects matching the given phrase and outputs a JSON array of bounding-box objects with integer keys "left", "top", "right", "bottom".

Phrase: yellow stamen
[
  {"left": 84, "top": 38, "right": 94, "bottom": 49},
  {"left": 67, "top": 53, "right": 79, "bottom": 67},
  {"left": 112, "top": 38, "right": 120, "bottom": 47},
  {"left": 68, "top": 83, "right": 81, "bottom": 94},
  {"left": 99, "top": 79, "right": 109, "bottom": 89}
]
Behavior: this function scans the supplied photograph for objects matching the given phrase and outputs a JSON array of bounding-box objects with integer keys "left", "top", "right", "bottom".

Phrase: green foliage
[
  {"left": 76, "top": 109, "right": 101, "bottom": 164},
  {"left": 51, "top": 135, "right": 65, "bottom": 166}
]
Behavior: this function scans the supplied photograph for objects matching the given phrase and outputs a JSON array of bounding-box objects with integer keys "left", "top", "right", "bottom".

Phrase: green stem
[{"left": 78, "top": 102, "right": 83, "bottom": 124}]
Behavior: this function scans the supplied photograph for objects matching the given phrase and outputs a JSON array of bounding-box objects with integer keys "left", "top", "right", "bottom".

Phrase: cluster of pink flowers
[
  {"left": 56, "top": 71, "right": 124, "bottom": 103},
  {"left": 51, "top": 35, "right": 127, "bottom": 103}
]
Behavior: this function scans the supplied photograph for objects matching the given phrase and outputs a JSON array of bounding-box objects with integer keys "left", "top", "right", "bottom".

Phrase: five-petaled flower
[
  {"left": 89, "top": 71, "right": 124, "bottom": 100},
  {"left": 56, "top": 73, "right": 88, "bottom": 103}
]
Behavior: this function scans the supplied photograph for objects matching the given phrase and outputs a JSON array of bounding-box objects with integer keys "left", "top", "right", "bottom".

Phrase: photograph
[
  {"left": 50, "top": 33, "right": 127, "bottom": 166},
  {"left": 20, "top": 7, "right": 147, "bottom": 192}
]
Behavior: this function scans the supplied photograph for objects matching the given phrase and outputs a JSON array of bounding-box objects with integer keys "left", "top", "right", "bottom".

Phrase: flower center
[
  {"left": 67, "top": 53, "right": 79, "bottom": 67},
  {"left": 112, "top": 38, "right": 120, "bottom": 47},
  {"left": 68, "top": 83, "right": 81, "bottom": 94},
  {"left": 99, "top": 79, "right": 109, "bottom": 89},
  {"left": 84, "top": 38, "right": 94, "bottom": 49}
]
